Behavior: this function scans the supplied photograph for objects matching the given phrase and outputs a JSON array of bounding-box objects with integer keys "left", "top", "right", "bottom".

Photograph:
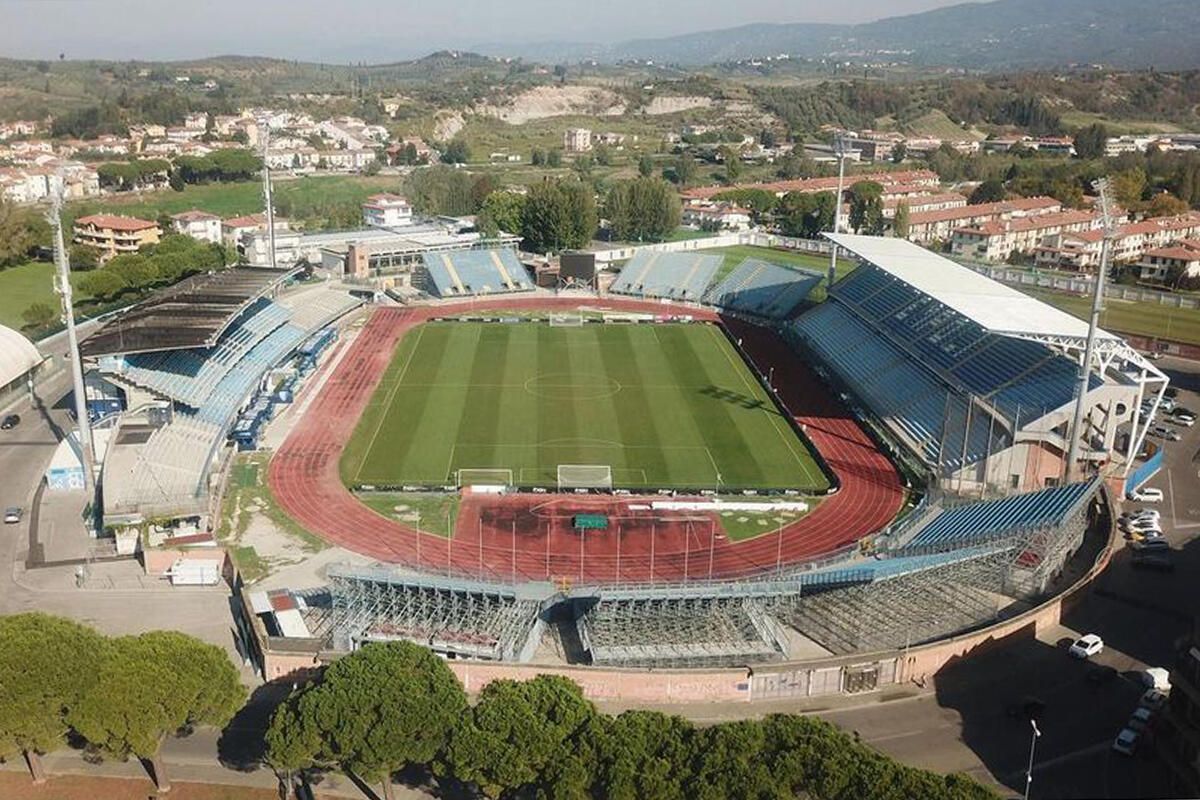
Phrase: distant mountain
[{"left": 475, "top": 0, "right": 1200, "bottom": 70}]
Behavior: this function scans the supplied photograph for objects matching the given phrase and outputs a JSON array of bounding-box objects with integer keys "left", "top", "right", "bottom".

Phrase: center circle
[{"left": 525, "top": 372, "right": 622, "bottom": 400}]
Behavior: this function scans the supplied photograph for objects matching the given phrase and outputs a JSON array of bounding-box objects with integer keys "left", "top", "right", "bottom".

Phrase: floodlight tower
[
  {"left": 259, "top": 116, "right": 278, "bottom": 269},
  {"left": 1065, "top": 178, "right": 1116, "bottom": 482},
  {"left": 828, "top": 132, "right": 851, "bottom": 291},
  {"left": 48, "top": 186, "right": 96, "bottom": 491}
]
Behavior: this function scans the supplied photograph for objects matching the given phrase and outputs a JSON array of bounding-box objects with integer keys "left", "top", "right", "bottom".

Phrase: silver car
[{"left": 3, "top": 507, "right": 21, "bottom": 524}]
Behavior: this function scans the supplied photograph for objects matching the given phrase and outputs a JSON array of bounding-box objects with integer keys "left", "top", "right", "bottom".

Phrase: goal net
[
  {"left": 557, "top": 464, "right": 614, "bottom": 491},
  {"left": 549, "top": 313, "right": 585, "bottom": 327},
  {"left": 456, "top": 468, "right": 514, "bottom": 489}
]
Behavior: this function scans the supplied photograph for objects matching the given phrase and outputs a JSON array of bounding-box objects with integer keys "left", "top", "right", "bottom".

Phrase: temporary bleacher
[
  {"left": 899, "top": 480, "right": 1096, "bottom": 552},
  {"left": 703, "top": 259, "right": 822, "bottom": 319},
  {"left": 421, "top": 248, "right": 533, "bottom": 297},
  {"left": 609, "top": 252, "right": 722, "bottom": 301}
]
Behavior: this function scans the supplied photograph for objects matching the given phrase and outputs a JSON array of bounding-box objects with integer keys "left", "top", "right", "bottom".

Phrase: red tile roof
[
  {"left": 74, "top": 214, "right": 157, "bottom": 232},
  {"left": 222, "top": 214, "right": 268, "bottom": 228},
  {"left": 170, "top": 209, "right": 220, "bottom": 222}
]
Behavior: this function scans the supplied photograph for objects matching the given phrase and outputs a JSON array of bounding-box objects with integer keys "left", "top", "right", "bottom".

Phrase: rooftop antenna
[
  {"left": 259, "top": 116, "right": 278, "bottom": 269},
  {"left": 47, "top": 184, "right": 96, "bottom": 491},
  {"left": 828, "top": 131, "right": 851, "bottom": 292},
  {"left": 1065, "top": 177, "right": 1116, "bottom": 482}
]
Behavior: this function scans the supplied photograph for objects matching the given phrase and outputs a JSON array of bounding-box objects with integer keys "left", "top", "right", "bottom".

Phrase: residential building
[
  {"left": 73, "top": 215, "right": 160, "bottom": 260},
  {"left": 222, "top": 214, "right": 290, "bottom": 251},
  {"left": 905, "top": 197, "right": 1063, "bottom": 245},
  {"left": 169, "top": 210, "right": 223, "bottom": 244},
  {"left": 386, "top": 136, "right": 436, "bottom": 165},
  {"left": 1137, "top": 241, "right": 1200, "bottom": 283},
  {"left": 0, "top": 120, "right": 39, "bottom": 140},
  {"left": 950, "top": 210, "right": 1098, "bottom": 262},
  {"left": 318, "top": 149, "right": 377, "bottom": 172},
  {"left": 362, "top": 194, "right": 414, "bottom": 228},
  {"left": 183, "top": 112, "right": 209, "bottom": 131},
  {"left": 564, "top": 128, "right": 593, "bottom": 153},
  {"left": 681, "top": 170, "right": 942, "bottom": 203},
  {"left": 681, "top": 202, "right": 752, "bottom": 232},
  {"left": 883, "top": 192, "right": 967, "bottom": 220},
  {"left": 239, "top": 229, "right": 303, "bottom": 268}
]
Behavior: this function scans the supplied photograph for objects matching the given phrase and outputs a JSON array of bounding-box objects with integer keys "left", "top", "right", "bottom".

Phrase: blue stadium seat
[
  {"left": 610, "top": 252, "right": 722, "bottom": 300},
  {"left": 703, "top": 259, "right": 822, "bottom": 319},
  {"left": 903, "top": 481, "right": 1095, "bottom": 550},
  {"left": 421, "top": 249, "right": 533, "bottom": 297}
]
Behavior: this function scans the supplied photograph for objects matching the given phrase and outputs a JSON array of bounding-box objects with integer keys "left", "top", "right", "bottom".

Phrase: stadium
[{"left": 81, "top": 232, "right": 1165, "bottom": 688}]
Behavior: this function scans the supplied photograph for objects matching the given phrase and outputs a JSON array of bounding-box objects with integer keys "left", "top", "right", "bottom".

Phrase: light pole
[
  {"left": 828, "top": 132, "right": 850, "bottom": 292},
  {"left": 1024, "top": 718, "right": 1041, "bottom": 800}
]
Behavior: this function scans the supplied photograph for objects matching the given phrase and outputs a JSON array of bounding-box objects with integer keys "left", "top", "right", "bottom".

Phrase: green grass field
[
  {"left": 0, "top": 261, "right": 93, "bottom": 332},
  {"left": 1024, "top": 288, "right": 1200, "bottom": 347},
  {"left": 341, "top": 321, "right": 830, "bottom": 492}
]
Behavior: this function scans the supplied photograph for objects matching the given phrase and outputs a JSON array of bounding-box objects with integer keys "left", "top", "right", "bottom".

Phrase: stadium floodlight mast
[
  {"left": 1065, "top": 178, "right": 1115, "bottom": 482},
  {"left": 48, "top": 185, "right": 96, "bottom": 491},
  {"left": 827, "top": 132, "right": 851, "bottom": 291},
  {"left": 259, "top": 116, "right": 278, "bottom": 270}
]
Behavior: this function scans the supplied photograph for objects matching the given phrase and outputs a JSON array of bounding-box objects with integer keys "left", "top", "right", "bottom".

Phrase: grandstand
[
  {"left": 81, "top": 267, "right": 295, "bottom": 357},
  {"left": 90, "top": 278, "right": 361, "bottom": 519},
  {"left": 293, "top": 477, "right": 1100, "bottom": 668},
  {"left": 419, "top": 248, "right": 533, "bottom": 297},
  {"left": 609, "top": 252, "right": 722, "bottom": 301},
  {"left": 703, "top": 259, "right": 822, "bottom": 319},
  {"left": 791, "top": 234, "right": 1164, "bottom": 491},
  {"left": 326, "top": 566, "right": 546, "bottom": 662}
]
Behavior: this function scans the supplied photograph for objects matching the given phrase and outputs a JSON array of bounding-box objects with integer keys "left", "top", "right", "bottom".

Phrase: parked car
[
  {"left": 1140, "top": 689, "right": 1170, "bottom": 712},
  {"left": 1161, "top": 397, "right": 1177, "bottom": 413},
  {"left": 1070, "top": 634, "right": 1105, "bottom": 659},
  {"left": 1150, "top": 425, "right": 1182, "bottom": 442},
  {"left": 1145, "top": 351, "right": 1163, "bottom": 361},
  {"left": 1122, "top": 518, "right": 1164, "bottom": 535},
  {"left": 1127, "top": 530, "right": 1164, "bottom": 544},
  {"left": 2, "top": 507, "right": 21, "bottom": 524},
  {"left": 1131, "top": 538, "right": 1171, "bottom": 553},
  {"left": 1128, "top": 487, "right": 1164, "bottom": 503},
  {"left": 1122, "top": 509, "right": 1161, "bottom": 523},
  {"left": 0, "top": 414, "right": 18, "bottom": 430},
  {"left": 1128, "top": 707, "right": 1155, "bottom": 732},
  {"left": 1172, "top": 407, "right": 1196, "bottom": 425},
  {"left": 1113, "top": 727, "right": 1141, "bottom": 756}
]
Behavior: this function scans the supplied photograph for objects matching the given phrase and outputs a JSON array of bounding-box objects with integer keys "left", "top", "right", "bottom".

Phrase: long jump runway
[{"left": 267, "top": 297, "right": 905, "bottom": 584}]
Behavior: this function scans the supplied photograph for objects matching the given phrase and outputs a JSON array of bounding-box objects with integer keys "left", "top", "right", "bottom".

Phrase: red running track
[{"left": 267, "top": 297, "right": 905, "bottom": 584}]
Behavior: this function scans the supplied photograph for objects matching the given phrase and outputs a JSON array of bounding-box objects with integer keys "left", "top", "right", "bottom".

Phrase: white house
[
  {"left": 1138, "top": 242, "right": 1200, "bottom": 283},
  {"left": 170, "top": 210, "right": 223, "bottom": 244},
  {"left": 362, "top": 194, "right": 414, "bottom": 228}
]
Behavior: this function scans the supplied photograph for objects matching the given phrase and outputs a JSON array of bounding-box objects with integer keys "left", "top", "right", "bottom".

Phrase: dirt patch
[
  {"left": 432, "top": 110, "right": 465, "bottom": 141},
  {"left": 476, "top": 85, "right": 626, "bottom": 124},
  {"left": 641, "top": 95, "right": 714, "bottom": 115}
]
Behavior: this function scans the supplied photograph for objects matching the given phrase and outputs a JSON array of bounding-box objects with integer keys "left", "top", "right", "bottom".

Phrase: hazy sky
[{"left": 0, "top": 0, "right": 970, "bottom": 62}]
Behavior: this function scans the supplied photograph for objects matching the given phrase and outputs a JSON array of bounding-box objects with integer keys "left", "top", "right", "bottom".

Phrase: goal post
[
  {"left": 455, "top": 468, "right": 514, "bottom": 489},
  {"left": 549, "top": 312, "right": 585, "bottom": 327},
  {"left": 557, "top": 464, "right": 614, "bottom": 492}
]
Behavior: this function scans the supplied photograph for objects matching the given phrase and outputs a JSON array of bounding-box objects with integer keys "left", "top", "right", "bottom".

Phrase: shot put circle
[{"left": 524, "top": 373, "right": 622, "bottom": 400}]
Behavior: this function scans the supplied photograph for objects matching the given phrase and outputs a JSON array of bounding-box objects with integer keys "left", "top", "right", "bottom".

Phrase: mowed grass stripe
[
  {"left": 704, "top": 325, "right": 824, "bottom": 488},
  {"left": 592, "top": 327, "right": 662, "bottom": 482},
  {"left": 455, "top": 324, "right": 512, "bottom": 475},
  {"left": 657, "top": 326, "right": 767, "bottom": 487},
  {"left": 535, "top": 324, "right": 578, "bottom": 478}
]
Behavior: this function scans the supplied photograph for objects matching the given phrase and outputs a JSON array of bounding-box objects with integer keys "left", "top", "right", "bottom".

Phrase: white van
[{"left": 1128, "top": 487, "right": 1164, "bottom": 503}]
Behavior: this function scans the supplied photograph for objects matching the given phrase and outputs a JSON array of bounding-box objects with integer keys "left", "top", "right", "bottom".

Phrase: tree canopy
[
  {"left": 848, "top": 181, "right": 885, "bottom": 235},
  {"left": 604, "top": 177, "right": 681, "bottom": 243},
  {"left": 521, "top": 178, "right": 597, "bottom": 253}
]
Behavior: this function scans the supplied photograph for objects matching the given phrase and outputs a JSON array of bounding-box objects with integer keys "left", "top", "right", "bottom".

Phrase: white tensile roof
[
  {"left": 0, "top": 324, "right": 43, "bottom": 388},
  {"left": 827, "top": 233, "right": 1120, "bottom": 342}
]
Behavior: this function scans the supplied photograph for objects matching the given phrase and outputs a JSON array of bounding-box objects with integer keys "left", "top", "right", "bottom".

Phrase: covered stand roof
[
  {"left": 0, "top": 325, "right": 43, "bottom": 387},
  {"left": 826, "top": 233, "right": 1120, "bottom": 343},
  {"left": 81, "top": 267, "right": 297, "bottom": 357}
]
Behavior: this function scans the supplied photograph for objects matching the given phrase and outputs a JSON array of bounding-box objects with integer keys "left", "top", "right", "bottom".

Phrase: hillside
[{"left": 477, "top": 0, "right": 1200, "bottom": 70}]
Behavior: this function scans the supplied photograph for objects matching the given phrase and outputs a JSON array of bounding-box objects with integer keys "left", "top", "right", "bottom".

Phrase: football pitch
[{"left": 341, "top": 321, "right": 831, "bottom": 492}]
